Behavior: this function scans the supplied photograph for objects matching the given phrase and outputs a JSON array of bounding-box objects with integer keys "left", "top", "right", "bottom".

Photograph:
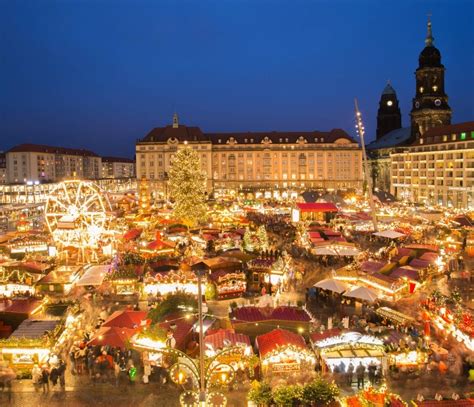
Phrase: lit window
[
  {"left": 420, "top": 138, "right": 424, "bottom": 145},
  {"left": 471, "top": 131, "right": 474, "bottom": 139},
  {"left": 460, "top": 132, "right": 466, "bottom": 140},
  {"left": 442, "top": 135, "right": 448, "bottom": 142},
  {"left": 451, "top": 134, "right": 456, "bottom": 141},
  {"left": 432, "top": 85, "right": 438, "bottom": 92},
  {"left": 419, "top": 86, "right": 424, "bottom": 93}
]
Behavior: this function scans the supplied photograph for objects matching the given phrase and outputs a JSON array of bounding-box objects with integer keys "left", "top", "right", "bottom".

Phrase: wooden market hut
[
  {"left": 293, "top": 202, "right": 338, "bottom": 223},
  {"left": 256, "top": 328, "right": 315, "bottom": 376}
]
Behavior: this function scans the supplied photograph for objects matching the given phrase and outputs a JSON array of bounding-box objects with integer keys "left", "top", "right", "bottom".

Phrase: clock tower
[
  {"left": 410, "top": 17, "right": 452, "bottom": 141},
  {"left": 376, "top": 82, "right": 402, "bottom": 140}
]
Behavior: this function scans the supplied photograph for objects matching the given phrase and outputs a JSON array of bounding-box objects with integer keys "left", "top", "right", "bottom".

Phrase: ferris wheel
[{"left": 44, "top": 180, "right": 112, "bottom": 251}]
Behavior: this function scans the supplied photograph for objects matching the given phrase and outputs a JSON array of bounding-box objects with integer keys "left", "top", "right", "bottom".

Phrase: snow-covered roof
[{"left": 367, "top": 127, "right": 411, "bottom": 150}]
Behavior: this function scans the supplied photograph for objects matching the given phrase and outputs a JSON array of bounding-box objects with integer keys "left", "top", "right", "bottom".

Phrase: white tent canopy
[
  {"left": 76, "top": 265, "right": 109, "bottom": 286},
  {"left": 312, "top": 245, "right": 360, "bottom": 257},
  {"left": 314, "top": 278, "right": 349, "bottom": 294},
  {"left": 372, "top": 230, "right": 406, "bottom": 239},
  {"left": 343, "top": 286, "right": 379, "bottom": 303}
]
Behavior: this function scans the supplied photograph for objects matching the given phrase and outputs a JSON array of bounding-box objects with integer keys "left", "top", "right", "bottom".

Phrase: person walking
[
  {"left": 356, "top": 362, "right": 366, "bottom": 389},
  {"left": 57, "top": 360, "right": 66, "bottom": 388},
  {"left": 41, "top": 365, "right": 50, "bottom": 393},
  {"left": 347, "top": 362, "right": 354, "bottom": 386}
]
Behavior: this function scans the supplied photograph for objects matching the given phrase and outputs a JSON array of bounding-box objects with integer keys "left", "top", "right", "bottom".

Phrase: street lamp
[{"left": 191, "top": 261, "right": 209, "bottom": 406}]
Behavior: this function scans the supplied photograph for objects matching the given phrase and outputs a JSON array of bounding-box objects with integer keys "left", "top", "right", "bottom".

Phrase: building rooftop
[
  {"left": 413, "top": 121, "right": 474, "bottom": 146},
  {"left": 101, "top": 156, "right": 135, "bottom": 163},
  {"left": 8, "top": 143, "right": 99, "bottom": 157},
  {"left": 367, "top": 127, "right": 412, "bottom": 150},
  {"left": 138, "top": 124, "right": 358, "bottom": 145},
  {"left": 10, "top": 319, "right": 60, "bottom": 339}
]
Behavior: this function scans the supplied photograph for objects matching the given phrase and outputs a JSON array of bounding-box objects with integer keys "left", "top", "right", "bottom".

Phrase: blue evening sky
[{"left": 1, "top": 0, "right": 473, "bottom": 157}]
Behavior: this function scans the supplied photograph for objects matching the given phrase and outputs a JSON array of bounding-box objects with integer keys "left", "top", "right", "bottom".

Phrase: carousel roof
[
  {"left": 256, "top": 328, "right": 308, "bottom": 358},
  {"left": 204, "top": 329, "right": 251, "bottom": 350},
  {"left": 102, "top": 310, "right": 148, "bottom": 329}
]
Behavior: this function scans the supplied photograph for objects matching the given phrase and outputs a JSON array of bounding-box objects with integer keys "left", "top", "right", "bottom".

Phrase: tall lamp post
[
  {"left": 191, "top": 261, "right": 209, "bottom": 406},
  {"left": 354, "top": 98, "right": 378, "bottom": 232}
]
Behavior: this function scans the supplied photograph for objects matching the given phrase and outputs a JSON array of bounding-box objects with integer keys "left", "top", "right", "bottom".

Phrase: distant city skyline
[{"left": 1, "top": 0, "right": 473, "bottom": 158}]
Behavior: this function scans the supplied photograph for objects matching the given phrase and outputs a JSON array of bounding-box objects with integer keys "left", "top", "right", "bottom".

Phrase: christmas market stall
[
  {"left": 311, "top": 331, "right": 386, "bottom": 374},
  {"left": 256, "top": 328, "right": 315, "bottom": 376},
  {"left": 144, "top": 269, "right": 205, "bottom": 297},
  {"left": 34, "top": 265, "right": 82, "bottom": 295},
  {"left": 0, "top": 318, "right": 62, "bottom": 368},
  {"left": 0, "top": 261, "right": 52, "bottom": 297},
  {"left": 208, "top": 270, "right": 246, "bottom": 299},
  {"left": 291, "top": 202, "right": 338, "bottom": 223}
]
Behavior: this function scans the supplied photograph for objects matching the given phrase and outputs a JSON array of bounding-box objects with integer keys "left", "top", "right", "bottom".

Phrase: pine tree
[{"left": 168, "top": 147, "right": 207, "bottom": 226}]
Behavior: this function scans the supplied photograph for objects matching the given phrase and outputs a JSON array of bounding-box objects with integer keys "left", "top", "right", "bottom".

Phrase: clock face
[
  {"left": 415, "top": 101, "right": 420, "bottom": 108},
  {"left": 434, "top": 99, "right": 441, "bottom": 107},
  {"left": 387, "top": 100, "right": 393, "bottom": 106}
]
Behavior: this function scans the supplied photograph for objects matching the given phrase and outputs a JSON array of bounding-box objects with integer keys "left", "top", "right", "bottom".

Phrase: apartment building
[
  {"left": 0, "top": 153, "right": 6, "bottom": 184},
  {"left": 101, "top": 156, "right": 135, "bottom": 179},
  {"left": 390, "top": 122, "right": 474, "bottom": 209},
  {"left": 136, "top": 115, "right": 363, "bottom": 196},
  {"left": 6, "top": 144, "right": 101, "bottom": 183}
]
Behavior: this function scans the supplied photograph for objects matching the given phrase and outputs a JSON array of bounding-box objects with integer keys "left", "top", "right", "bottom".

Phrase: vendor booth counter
[{"left": 311, "top": 331, "right": 386, "bottom": 373}]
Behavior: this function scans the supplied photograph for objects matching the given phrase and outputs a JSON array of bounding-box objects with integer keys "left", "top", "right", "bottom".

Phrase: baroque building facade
[{"left": 136, "top": 114, "right": 363, "bottom": 197}]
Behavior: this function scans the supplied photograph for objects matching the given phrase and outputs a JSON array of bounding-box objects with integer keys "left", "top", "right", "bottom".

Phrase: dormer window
[
  {"left": 442, "top": 135, "right": 448, "bottom": 142},
  {"left": 250, "top": 138, "right": 254, "bottom": 143},
  {"left": 279, "top": 138, "right": 282, "bottom": 142},
  {"left": 218, "top": 139, "right": 222, "bottom": 143},
  {"left": 285, "top": 138, "right": 288, "bottom": 142},
  {"left": 321, "top": 137, "right": 324, "bottom": 142}
]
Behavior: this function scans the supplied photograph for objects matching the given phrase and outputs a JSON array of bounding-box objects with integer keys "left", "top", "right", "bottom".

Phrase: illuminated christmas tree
[
  {"left": 243, "top": 227, "right": 253, "bottom": 251},
  {"left": 168, "top": 146, "right": 207, "bottom": 226},
  {"left": 257, "top": 225, "right": 269, "bottom": 250}
]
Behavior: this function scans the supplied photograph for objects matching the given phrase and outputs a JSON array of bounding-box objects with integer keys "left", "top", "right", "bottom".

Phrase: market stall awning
[
  {"left": 76, "top": 265, "right": 109, "bottom": 286},
  {"left": 376, "top": 307, "right": 415, "bottom": 325},
  {"left": 123, "top": 228, "right": 142, "bottom": 241},
  {"left": 404, "top": 244, "right": 438, "bottom": 253},
  {"left": 296, "top": 202, "right": 338, "bottom": 213},
  {"left": 314, "top": 278, "right": 348, "bottom": 294},
  {"left": 88, "top": 326, "right": 137, "bottom": 349},
  {"left": 10, "top": 319, "right": 60, "bottom": 339},
  {"left": 373, "top": 230, "right": 406, "bottom": 239},
  {"left": 102, "top": 310, "right": 148, "bottom": 329},
  {"left": 391, "top": 267, "right": 420, "bottom": 282},
  {"left": 256, "top": 328, "right": 308, "bottom": 358},
  {"left": 344, "top": 286, "right": 379, "bottom": 303}
]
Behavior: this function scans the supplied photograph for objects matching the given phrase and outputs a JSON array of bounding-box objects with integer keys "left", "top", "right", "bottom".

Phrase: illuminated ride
[{"left": 44, "top": 180, "right": 112, "bottom": 262}]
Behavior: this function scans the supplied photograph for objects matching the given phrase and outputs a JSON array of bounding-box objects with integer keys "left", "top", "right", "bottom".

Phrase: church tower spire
[
  {"left": 172, "top": 112, "right": 179, "bottom": 128},
  {"left": 410, "top": 16, "right": 451, "bottom": 141},
  {"left": 425, "top": 14, "right": 434, "bottom": 46},
  {"left": 376, "top": 81, "right": 402, "bottom": 140}
]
